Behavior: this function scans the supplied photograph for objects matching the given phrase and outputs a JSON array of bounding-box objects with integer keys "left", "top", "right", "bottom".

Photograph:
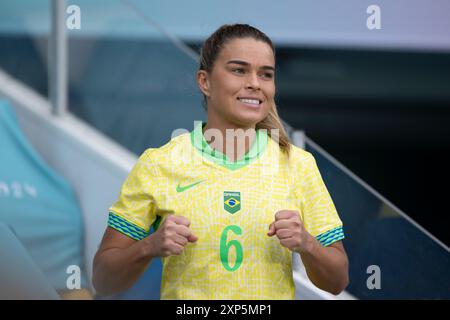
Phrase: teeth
[{"left": 239, "top": 98, "right": 260, "bottom": 105}]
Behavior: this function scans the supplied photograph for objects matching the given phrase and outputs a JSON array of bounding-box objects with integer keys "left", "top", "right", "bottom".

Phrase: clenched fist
[
  {"left": 148, "top": 215, "right": 198, "bottom": 257},
  {"left": 267, "top": 210, "right": 313, "bottom": 254}
]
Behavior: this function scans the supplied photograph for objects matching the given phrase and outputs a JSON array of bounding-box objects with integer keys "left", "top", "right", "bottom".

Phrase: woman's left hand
[{"left": 267, "top": 210, "right": 313, "bottom": 254}]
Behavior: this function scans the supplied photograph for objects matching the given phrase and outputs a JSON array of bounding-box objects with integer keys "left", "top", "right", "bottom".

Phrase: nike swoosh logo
[{"left": 176, "top": 180, "right": 205, "bottom": 193}]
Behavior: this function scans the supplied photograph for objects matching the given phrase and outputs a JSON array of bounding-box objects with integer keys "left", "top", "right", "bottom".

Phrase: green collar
[{"left": 190, "top": 122, "right": 268, "bottom": 170}]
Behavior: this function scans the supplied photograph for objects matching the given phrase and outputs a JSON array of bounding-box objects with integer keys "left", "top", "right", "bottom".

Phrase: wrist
[
  {"left": 298, "top": 232, "right": 317, "bottom": 255},
  {"left": 141, "top": 234, "right": 157, "bottom": 259}
]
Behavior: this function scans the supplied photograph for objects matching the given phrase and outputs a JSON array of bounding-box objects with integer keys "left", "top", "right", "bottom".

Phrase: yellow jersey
[{"left": 108, "top": 122, "right": 344, "bottom": 299}]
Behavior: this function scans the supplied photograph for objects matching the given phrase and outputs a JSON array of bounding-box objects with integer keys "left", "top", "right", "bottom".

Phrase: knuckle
[
  {"left": 165, "top": 223, "right": 174, "bottom": 231},
  {"left": 162, "top": 239, "right": 171, "bottom": 248},
  {"left": 181, "top": 216, "right": 190, "bottom": 225},
  {"left": 178, "top": 225, "right": 189, "bottom": 233}
]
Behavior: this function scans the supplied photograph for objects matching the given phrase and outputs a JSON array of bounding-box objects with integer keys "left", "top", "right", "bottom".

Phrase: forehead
[{"left": 217, "top": 37, "right": 275, "bottom": 66}]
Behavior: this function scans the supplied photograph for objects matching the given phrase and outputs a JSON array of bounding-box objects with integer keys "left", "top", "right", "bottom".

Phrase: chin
[
  {"left": 228, "top": 105, "right": 269, "bottom": 127},
  {"left": 233, "top": 113, "right": 267, "bottom": 128}
]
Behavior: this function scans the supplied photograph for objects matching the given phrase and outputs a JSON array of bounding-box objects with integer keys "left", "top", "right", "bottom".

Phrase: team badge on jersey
[{"left": 223, "top": 191, "right": 241, "bottom": 214}]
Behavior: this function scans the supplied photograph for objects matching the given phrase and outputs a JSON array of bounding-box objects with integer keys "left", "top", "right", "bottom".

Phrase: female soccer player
[{"left": 93, "top": 24, "right": 349, "bottom": 299}]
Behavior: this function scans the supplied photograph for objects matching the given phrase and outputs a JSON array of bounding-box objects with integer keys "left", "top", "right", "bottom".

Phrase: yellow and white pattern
[{"left": 108, "top": 122, "right": 344, "bottom": 299}]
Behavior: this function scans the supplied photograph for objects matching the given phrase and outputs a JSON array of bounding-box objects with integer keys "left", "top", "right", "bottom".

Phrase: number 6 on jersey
[{"left": 220, "top": 225, "right": 243, "bottom": 271}]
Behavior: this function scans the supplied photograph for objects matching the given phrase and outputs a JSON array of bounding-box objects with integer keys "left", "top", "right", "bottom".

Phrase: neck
[{"left": 202, "top": 115, "right": 257, "bottom": 162}]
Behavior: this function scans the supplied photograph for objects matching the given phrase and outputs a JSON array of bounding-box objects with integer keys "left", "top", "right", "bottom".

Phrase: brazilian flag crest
[{"left": 224, "top": 191, "right": 241, "bottom": 214}]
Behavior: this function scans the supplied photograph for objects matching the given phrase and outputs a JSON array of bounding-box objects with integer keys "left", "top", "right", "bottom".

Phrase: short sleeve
[
  {"left": 108, "top": 149, "right": 158, "bottom": 241},
  {"left": 296, "top": 152, "right": 345, "bottom": 246}
]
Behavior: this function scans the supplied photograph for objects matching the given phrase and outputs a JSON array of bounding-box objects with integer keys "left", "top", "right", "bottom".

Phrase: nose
[{"left": 245, "top": 72, "right": 261, "bottom": 90}]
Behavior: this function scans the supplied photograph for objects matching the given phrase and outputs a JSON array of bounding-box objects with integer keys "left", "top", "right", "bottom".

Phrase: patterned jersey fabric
[{"left": 108, "top": 122, "right": 344, "bottom": 299}]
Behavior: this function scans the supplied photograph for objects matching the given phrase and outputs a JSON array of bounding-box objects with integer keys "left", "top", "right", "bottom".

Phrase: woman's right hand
[{"left": 147, "top": 215, "right": 198, "bottom": 257}]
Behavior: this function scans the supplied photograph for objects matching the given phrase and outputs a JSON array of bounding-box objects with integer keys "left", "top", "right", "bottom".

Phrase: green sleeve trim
[
  {"left": 108, "top": 212, "right": 149, "bottom": 241},
  {"left": 316, "top": 226, "right": 345, "bottom": 246}
]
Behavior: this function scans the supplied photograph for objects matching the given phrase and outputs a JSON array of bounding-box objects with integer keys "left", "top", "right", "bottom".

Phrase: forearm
[
  {"left": 92, "top": 236, "right": 155, "bottom": 296},
  {"left": 299, "top": 237, "right": 349, "bottom": 295}
]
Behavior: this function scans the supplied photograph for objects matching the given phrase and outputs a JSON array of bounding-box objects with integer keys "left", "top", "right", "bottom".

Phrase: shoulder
[
  {"left": 282, "top": 143, "right": 316, "bottom": 170},
  {"left": 289, "top": 144, "right": 314, "bottom": 161},
  {"left": 264, "top": 138, "right": 316, "bottom": 168},
  {"left": 141, "top": 132, "right": 191, "bottom": 161}
]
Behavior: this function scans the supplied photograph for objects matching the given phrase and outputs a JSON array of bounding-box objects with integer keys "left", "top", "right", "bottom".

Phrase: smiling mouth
[{"left": 237, "top": 98, "right": 262, "bottom": 106}]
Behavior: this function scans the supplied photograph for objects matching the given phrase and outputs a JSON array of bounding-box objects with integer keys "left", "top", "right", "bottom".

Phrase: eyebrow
[{"left": 226, "top": 60, "right": 275, "bottom": 72}]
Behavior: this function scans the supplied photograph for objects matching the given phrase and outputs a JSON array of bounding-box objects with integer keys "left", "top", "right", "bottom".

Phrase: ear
[{"left": 197, "top": 70, "right": 211, "bottom": 97}]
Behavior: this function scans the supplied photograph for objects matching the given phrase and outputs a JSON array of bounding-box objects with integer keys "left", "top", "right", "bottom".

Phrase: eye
[
  {"left": 260, "top": 72, "right": 274, "bottom": 79},
  {"left": 231, "top": 68, "right": 245, "bottom": 75}
]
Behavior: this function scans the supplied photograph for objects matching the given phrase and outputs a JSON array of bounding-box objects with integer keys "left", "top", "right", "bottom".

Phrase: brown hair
[{"left": 199, "top": 24, "right": 291, "bottom": 156}]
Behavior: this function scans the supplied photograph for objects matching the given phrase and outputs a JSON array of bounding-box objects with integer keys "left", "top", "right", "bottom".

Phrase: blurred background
[{"left": 0, "top": 0, "right": 449, "bottom": 299}]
